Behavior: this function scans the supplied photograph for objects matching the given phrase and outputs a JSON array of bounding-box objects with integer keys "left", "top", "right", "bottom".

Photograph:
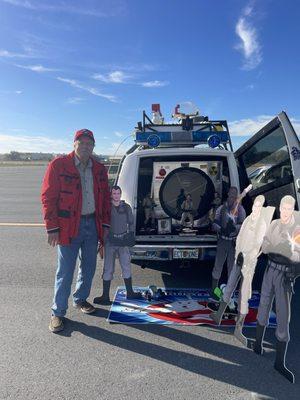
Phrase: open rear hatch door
[{"left": 235, "top": 111, "right": 300, "bottom": 215}]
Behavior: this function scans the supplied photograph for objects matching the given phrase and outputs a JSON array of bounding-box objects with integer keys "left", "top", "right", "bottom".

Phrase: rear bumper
[{"left": 130, "top": 243, "right": 217, "bottom": 261}]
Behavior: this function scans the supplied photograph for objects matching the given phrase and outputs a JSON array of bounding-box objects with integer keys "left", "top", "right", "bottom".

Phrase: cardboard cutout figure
[
  {"left": 180, "top": 193, "right": 194, "bottom": 227},
  {"left": 94, "top": 185, "right": 142, "bottom": 305},
  {"left": 142, "top": 193, "right": 156, "bottom": 228},
  {"left": 176, "top": 189, "right": 186, "bottom": 213},
  {"left": 211, "top": 195, "right": 275, "bottom": 346},
  {"left": 211, "top": 187, "right": 246, "bottom": 291},
  {"left": 209, "top": 191, "right": 222, "bottom": 222},
  {"left": 252, "top": 195, "right": 300, "bottom": 383}
]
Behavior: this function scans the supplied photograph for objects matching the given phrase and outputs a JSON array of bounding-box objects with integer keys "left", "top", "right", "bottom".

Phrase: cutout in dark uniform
[
  {"left": 251, "top": 196, "right": 300, "bottom": 383},
  {"left": 211, "top": 195, "right": 275, "bottom": 347}
]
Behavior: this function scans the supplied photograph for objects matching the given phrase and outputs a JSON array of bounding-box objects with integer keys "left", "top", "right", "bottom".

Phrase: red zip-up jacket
[{"left": 41, "top": 151, "right": 111, "bottom": 245}]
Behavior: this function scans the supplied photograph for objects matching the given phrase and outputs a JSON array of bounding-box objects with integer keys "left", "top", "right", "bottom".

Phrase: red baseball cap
[{"left": 74, "top": 129, "right": 95, "bottom": 143}]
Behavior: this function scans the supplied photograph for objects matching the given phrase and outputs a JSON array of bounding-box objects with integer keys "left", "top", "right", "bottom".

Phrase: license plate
[{"left": 173, "top": 249, "right": 199, "bottom": 259}]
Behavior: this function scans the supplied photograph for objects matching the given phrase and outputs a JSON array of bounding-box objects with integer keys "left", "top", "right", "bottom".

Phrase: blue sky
[{"left": 0, "top": 0, "right": 299, "bottom": 155}]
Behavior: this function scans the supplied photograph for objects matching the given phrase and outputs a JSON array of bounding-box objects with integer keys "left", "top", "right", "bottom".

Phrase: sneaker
[
  {"left": 93, "top": 296, "right": 111, "bottom": 306},
  {"left": 76, "top": 300, "right": 96, "bottom": 314},
  {"left": 49, "top": 316, "right": 64, "bottom": 333}
]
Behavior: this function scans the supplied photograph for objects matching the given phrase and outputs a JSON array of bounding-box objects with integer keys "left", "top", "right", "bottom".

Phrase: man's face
[
  {"left": 74, "top": 136, "right": 94, "bottom": 160},
  {"left": 280, "top": 202, "right": 294, "bottom": 223},
  {"left": 111, "top": 189, "right": 121, "bottom": 202},
  {"left": 252, "top": 201, "right": 263, "bottom": 218},
  {"left": 227, "top": 189, "right": 237, "bottom": 207}
]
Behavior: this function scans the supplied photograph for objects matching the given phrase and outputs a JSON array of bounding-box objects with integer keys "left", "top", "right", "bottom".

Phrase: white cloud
[
  {"left": 91, "top": 63, "right": 160, "bottom": 73},
  {"left": 0, "top": 132, "right": 71, "bottom": 153},
  {"left": 93, "top": 70, "right": 169, "bottom": 90},
  {"left": 1, "top": 0, "right": 125, "bottom": 17},
  {"left": 228, "top": 115, "right": 300, "bottom": 137},
  {"left": 57, "top": 77, "right": 117, "bottom": 102},
  {"left": 57, "top": 77, "right": 77, "bottom": 86},
  {"left": 138, "top": 64, "right": 160, "bottom": 72},
  {"left": 229, "top": 115, "right": 274, "bottom": 136},
  {"left": 9, "top": 128, "right": 26, "bottom": 132},
  {"left": 1, "top": 0, "right": 35, "bottom": 9},
  {"left": 0, "top": 131, "right": 126, "bottom": 154},
  {"left": 235, "top": 4, "right": 262, "bottom": 70},
  {"left": 114, "top": 131, "right": 124, "bottom": 137},
  {"left": 15, "top": 64, "right": 58, "bottom": 72},
  {"left": 93, "top": 70, "right": 132, "bottom": 84},
  {"left": 66, "top": 97, "right": 84, "bottom": 104},
  {"left": 243, "top": 5, "right": 253, "bottom": 17},
  {"left": 110, "top": 141, "right": 131, "bottom": 155},
  {"left": 0, "top": 89, "right": 23, "bottom": 95},
  {"left": 0, "top": 49, "right": 35, "bottom": 58},
  {"left": 142, "top": 80, "right": 169, "bottom": 88},
  {"left": 289, "top": 118, "right": 300, "bottom": 136}
]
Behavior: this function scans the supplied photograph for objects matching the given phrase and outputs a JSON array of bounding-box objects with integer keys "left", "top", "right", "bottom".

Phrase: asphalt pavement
[{"left": 0, "top": 165, "right": 299, "bottom": 400}]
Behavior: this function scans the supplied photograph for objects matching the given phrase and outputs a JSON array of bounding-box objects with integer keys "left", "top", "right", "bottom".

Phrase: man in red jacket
[{"left": 41, "top": 129, "right": 111, "bottom": 332}]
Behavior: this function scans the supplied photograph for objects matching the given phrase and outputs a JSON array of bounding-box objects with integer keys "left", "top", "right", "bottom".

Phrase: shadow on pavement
[{"left": 58, "top": 314, "right": 299, "bottom": 399}]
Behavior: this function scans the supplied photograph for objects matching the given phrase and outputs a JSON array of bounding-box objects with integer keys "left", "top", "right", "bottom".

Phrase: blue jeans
[{"left": 51, "top": 216, "right": 98, "bottom": 317}]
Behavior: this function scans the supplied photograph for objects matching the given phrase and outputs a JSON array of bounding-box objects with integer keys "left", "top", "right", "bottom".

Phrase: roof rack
[{"left": 135, "top": 110, "right": 233, "bottom": 151}]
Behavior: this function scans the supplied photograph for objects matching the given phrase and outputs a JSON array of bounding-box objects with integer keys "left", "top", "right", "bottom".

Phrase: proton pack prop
[
  {"left": 213, "top": 286, "right": 223, "bottom": 301},
  {"left": 212, "top": 284, "right": 237, "bottom": 312}
]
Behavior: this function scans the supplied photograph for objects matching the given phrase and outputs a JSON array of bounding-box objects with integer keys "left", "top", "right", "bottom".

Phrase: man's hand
[
  {"left": 48, "top": 232, "right": 59, "bottom": 247},
  {"left": 103, "top": 226, "right": 110, "bottom": 242},
  {"left": 226, "top": 219, "right": 236, "bottom": 234},
  {"left": 222, "top": 222, "right": 235, "bottom": 236},
  {"left": 98, "top": 243, "right": 104, "bottom": 259}
]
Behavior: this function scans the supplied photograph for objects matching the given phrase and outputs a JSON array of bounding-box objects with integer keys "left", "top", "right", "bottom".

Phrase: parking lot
[{"left": 0, "top": 165, "right": 299, "bottom": 400}]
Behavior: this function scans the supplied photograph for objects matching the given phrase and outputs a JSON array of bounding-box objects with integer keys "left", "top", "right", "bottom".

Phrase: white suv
[{"left": 116, "top": 107, "right": 300, "bottom": 265}]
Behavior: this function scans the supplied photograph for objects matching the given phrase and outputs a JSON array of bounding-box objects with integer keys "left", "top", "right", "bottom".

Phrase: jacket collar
[
  {"left": 74, "top": 154, "right": 93, "bottom": 168},
  {"left": 112, "top": 200, "right": 126, "bottom": 210},
  {"left": 63, "top": 151, "right": 80, "bottom": 175}
]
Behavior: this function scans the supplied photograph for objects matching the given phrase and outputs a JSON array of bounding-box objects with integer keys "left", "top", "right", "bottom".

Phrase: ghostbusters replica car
[{"left": 115, "top": 104, "right": 300, "bottom": 266}]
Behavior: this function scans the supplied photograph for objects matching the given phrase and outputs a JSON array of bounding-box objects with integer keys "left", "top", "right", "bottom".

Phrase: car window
[{"left": 241, "top": 126, "right": 292, "bottom": 190}]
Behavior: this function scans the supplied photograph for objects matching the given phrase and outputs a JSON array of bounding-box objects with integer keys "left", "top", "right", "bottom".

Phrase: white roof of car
[{"left": 129, "top": 146, "right": 232, "bottom": 158}]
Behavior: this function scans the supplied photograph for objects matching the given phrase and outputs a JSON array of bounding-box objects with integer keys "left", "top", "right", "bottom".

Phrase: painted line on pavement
[{"left": 0, "top": 223, "right": 45, "bottom": 227}]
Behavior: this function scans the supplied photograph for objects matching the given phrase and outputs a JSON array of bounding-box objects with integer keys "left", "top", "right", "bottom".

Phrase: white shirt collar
[{"left": 75, "top": 155, "right": 92, "bottom": 168}]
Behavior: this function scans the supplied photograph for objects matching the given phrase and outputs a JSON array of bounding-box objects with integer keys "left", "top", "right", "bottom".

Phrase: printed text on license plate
[{"left": 173, "top": 249, "right": 199, "bottom": 259}]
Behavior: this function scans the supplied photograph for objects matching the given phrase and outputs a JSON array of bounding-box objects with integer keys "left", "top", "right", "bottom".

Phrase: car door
[{"left": 235, "top": 111, "right": 300, "bottom": 217}]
